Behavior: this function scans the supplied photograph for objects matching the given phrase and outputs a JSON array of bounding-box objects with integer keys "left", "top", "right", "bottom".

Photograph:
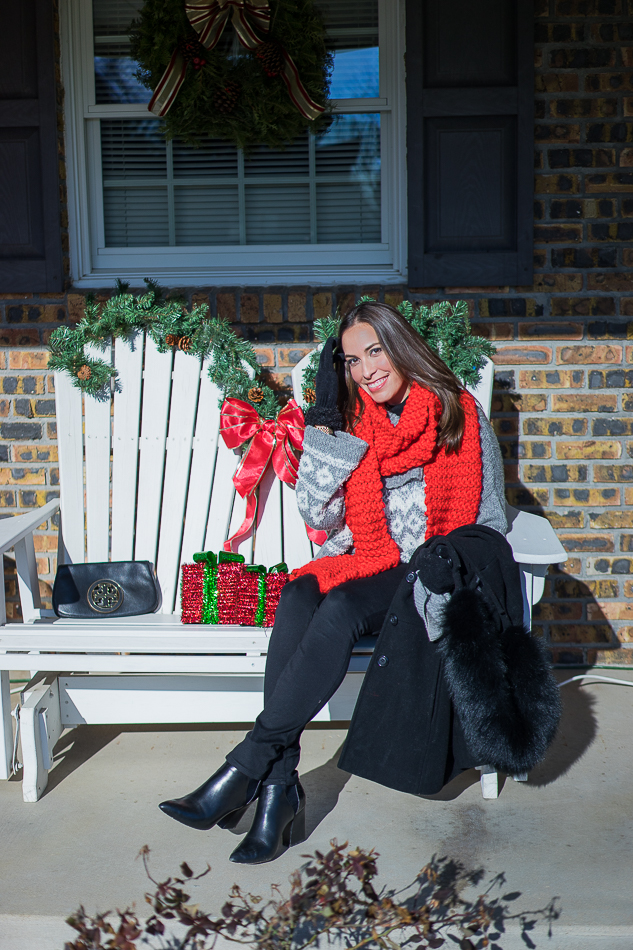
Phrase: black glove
[
  {"left": 413, "top": 545, "right": 456, "bottom": 595},
  {"left": 304, "top": 336, "right": 343, "bottom": 431}
]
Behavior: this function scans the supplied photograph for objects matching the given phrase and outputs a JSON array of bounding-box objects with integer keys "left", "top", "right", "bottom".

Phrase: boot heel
[
  {"left": 217, "top": 803, "right": 250, "bottom": 830},
  {"left": 284, "top": 805, "right": 306, "bottom": 847}
]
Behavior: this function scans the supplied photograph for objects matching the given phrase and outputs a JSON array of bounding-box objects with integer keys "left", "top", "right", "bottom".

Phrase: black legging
[{"left": 226, "top": 564, "right": 409, "bottom": 785}]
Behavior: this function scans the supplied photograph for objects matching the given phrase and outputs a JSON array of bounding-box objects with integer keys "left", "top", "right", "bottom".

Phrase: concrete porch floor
[{"left": 1, "top": 670, "right": 633, "bottom": 950}]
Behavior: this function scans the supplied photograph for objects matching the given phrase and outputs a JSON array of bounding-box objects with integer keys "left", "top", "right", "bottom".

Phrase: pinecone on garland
[
  {"left": 165, "top": 334, "right": 178, "bottom": 347},
  {"left": 303, "top": 387, "right": 316, "bottom": 404},
  {"left": 178, "top": 336, "right": 191, "bottom": 352},
  {"left": 255, "top": 41, "right": 284, "bottom": 77},
  {"left": 248, "top": 386, "right": 264, "bottom": 404},
  {"left": 177, "top": 34, "right": 207, "bottom": 70},
  {"left": 214, "top": 81, "right": 241, "bottom": 115},
  {"left": 77, "top": 364, "right": 92, "bottom": 381}
]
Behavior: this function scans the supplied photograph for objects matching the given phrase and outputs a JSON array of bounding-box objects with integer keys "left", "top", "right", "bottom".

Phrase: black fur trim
[
  {"left": 436, "top": 587, "right": 562, "bottom": 775},
  {"left": 304, "top": 406, "right": 344, "bottom": 430}
]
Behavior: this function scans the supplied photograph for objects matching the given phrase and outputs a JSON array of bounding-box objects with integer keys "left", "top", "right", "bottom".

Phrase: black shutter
[
  {"left": 406, "top": 0, "right": 533, "bottom": 287},
  {"left": 0, "top": 0, "right": 62, "bottom": 292}
]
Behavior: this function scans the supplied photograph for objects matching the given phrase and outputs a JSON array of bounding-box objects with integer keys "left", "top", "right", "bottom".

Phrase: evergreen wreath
[
  {"left": 301, "top": 298, "right": 496, "bottom": 400},
  {"left": 129, "top": 0, "right": 332, "bottom": 149},
  {"left": 48, "top": 280, "right": 282, "bottom": 420}
]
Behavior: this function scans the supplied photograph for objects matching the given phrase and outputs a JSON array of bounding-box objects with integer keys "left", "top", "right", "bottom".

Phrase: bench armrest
[
  {"left": 505, "top": 503, "right": 567, "bottom": 566},
  {"left": 0, "top": 499, "right": 60, "bottom": 556}
]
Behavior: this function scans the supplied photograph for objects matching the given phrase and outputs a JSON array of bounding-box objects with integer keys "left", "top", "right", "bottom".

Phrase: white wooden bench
[{"left": 0, "top": 341, "right": 565, "bottom": 803}]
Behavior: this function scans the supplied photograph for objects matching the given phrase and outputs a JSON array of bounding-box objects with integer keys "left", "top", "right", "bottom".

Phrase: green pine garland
[
  {"left": 48, "top": 281, "right": 282, "bottom": 420},
  {"left": 129, "top": 0, "right": 332, "bottom": 149},
  {"left": 301, "top": 298, "right": 496, "bottom": 399}
]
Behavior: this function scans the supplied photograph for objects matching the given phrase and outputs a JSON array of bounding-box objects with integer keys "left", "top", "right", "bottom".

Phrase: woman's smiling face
[{"left": 341, "top": 322, "right": 409, "bottom": 406}]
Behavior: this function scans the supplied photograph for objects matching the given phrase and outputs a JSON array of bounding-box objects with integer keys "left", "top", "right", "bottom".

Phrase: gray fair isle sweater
[{"left": 295, "top": 402, "right": 508, "bottom": 640}]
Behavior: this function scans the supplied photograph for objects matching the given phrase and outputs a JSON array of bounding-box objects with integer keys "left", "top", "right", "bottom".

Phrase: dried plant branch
[{"left": 63, "top": 842, "right": 560, "bottom": 950}]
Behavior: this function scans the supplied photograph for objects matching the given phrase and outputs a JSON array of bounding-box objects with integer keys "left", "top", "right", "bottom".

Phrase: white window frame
[{"left": 60, "top": 0, "right": 407, "bottom": 287}]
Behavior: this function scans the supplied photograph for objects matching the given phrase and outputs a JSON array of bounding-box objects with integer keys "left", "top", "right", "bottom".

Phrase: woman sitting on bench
[{"left": 159, "top": 301, "right": 507, "bottom": 865}]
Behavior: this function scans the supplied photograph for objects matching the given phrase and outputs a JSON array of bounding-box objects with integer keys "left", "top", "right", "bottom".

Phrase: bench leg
[
  {"left": 20, "top": 677, "right": 62, "bottom": 802},
  {"left": 0, "top": 670, "right": 12, "bottom": 780},
  {"left": 476, "top": 765, "right": 499, "bottom": 799}
]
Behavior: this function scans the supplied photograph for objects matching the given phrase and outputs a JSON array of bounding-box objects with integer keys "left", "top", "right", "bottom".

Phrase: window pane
[
  {"left": 93, "top": 0, "right": 150, "bottom": 104},
  {"left": 244, "top": 136, "right": 310, "bottom": 177},
  {"left": 245, "top": 186, "right": 311, "bottom": 244},
  {"left": 172, "top": 139, "right": 238, "bottom": 178},
  {"left": 316, "top": 0, "right": 379, "bottom": 98},
  {"left": 101, "top": 119, "right": 166, "bottom": 179},
  {"left": 174, "top": 187, "right": 240, "bottom": 244},
  {"left": 104, "top": 188, "right": 169, "bottom": 246},
  {"left": 315, "top": 114, "right": 380, "bottom": 242}
]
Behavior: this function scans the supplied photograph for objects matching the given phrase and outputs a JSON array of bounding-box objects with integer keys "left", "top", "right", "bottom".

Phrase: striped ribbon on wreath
[{"left": 148, "top": 0, "right": 325, "bottom": 121}]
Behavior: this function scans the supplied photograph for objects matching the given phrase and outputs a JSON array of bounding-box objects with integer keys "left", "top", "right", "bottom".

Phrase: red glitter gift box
[{"left": 181, "top": 551, "right": 289, "bottom": 626}]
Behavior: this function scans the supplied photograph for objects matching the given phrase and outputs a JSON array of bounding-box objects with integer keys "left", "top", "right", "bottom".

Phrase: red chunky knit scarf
[{"left": 291, "top": 383, "right": 482, "bottom": 594}]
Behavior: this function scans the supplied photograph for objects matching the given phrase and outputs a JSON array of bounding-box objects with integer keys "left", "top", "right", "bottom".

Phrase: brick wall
[{"left": 0, "top": 0, "right": 632, "bottom": 665}]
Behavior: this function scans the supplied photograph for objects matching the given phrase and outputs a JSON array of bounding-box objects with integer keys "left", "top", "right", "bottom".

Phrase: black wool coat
[{"left": 338, "top": 526, "right": 561, "bottom": 796}]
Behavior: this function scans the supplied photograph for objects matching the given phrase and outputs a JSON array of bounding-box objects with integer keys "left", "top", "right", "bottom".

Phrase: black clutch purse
[{"left": 52, "top": 561, "right": 162, "bottom": 619}]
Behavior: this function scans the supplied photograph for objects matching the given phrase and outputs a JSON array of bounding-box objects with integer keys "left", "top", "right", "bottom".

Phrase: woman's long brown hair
[{"left": 338, "top": 302, "right": 466, "bottom": 453}]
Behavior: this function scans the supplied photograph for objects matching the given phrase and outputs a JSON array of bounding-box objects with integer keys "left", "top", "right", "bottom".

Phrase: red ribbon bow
[{"left": 220, "top": 398, "right": 308, "bottom": 552}]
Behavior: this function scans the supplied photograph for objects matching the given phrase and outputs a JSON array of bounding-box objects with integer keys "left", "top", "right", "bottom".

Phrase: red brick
[
  {"left": 253, "top": 346, "right": 274, "bottom": 367},
  {"left": 524, "top": 417, "right": 587, "bottom": 436},
  {"left": 556, "top": 441, "right": 622, "bottom": 459},
  {"left": 535, "top": 602, "right": 583, "bottom": 621},
  {"left": 586, "top": 172, "right": 633, "bottom": 192},
  {"left": 536, "top": 124, "right": 581, "bottom": 143},
  {"left": 519, "top": 322, "right": 584, "bottom": 341},
  {"left": 559, "top": 533, "right": 615, "bottom": 552},
  {"left": 554, "top": 487, "right": 620, "bottom": 505},
  {"left": 589, "top": 602, "right": 633, "bottom": 621},
  {"left": 555, "top": 578, "right": 619, "bottom": 598},
  {"left": 505, "top": 487, "right": 550, "bottom": 507},
  {"left": 492, "top": 346, "right": 552, "bottom": 364},
  {"left": 470, "top": 322, "right": 513, "bottom": 340},
  {"left": 536, "top": 73, "right": 579, "bottom": 93},
  {"left": 519, "top": 369, "right": 584, "bottom": 388},
  {"left": 491, "top": 393, "right": 547, "bottom": 412},
  {"left": 550, "top": 297, "right": 616, "bottom": 316},
  {"left": 492, "top": 417, "right": 518, "bottom": 437},
  {"left": 288, "top": 293, "right": 307, "bottom": 323},
  {"left": 550, "top": 624, "right": 612, "bottom": 643},
  {"left": 383, "top": 291, "right": 404, "bottom": 308},
  {"left": 217, "top": 293, "right": 237, "bottom": 322},
  {"left": 8, "top": 352, "right": 49, "bottom": 370},
  {"left": 531, "top": 274, "right": 583, "bottom": 293},
  {"left": 240, "top": 293, "right": 259, "bottom": 323},
  {"left": 535, "top": 174, "right": 581, "bottom": 194},
  {"left": 552, "top": 393, "right": 618, "bottom": 412},
  {"left": 557, "top": 344, "right": 623, "bottom": 363},
  {"left": 312, "top": 293, "right": 334, "bottom": 321},
  {"left": 588, "top": 273, "right": 633, "bottom": 293},
  {"left": 262, "top": 294, "right": 282, "bottom": 324},
  {"left": 544, "top": 510, "right": 585, "bottom": 529},
  {"left": 590, "top": 511, "right": 633, "bottom": 528},
  {"left": 594, "top": 464, "right": 633, "bottom": 482},
  {"left": 523, "top": 463, "right": 587, "bottom": 482},
  {"left": 277, "top": 347, "right": 313, "bottom": 367},
  {"left": 534, "top": 224, "right": 583, "bottom": 242},
  {"left": 550, "top": 99, "right": 618, "bottom": 119}
]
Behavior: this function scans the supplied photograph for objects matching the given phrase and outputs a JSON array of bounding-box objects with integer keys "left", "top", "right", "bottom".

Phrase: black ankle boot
[
  {"left": 229, "top": 781, "right": 306, "bottom": 865},
  {"left": 159, "top": 763, "right": 261, "bottom": 831}
]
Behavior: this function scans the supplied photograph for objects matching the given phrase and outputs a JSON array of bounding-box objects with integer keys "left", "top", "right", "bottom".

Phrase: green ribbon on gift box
[{"left": 192, "top": 551, "right": 288, "bottom": 626}]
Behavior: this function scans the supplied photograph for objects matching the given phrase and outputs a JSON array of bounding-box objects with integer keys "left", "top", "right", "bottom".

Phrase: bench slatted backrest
[{"left": 54, "top": 333, "right": 314, "bottom": 614}]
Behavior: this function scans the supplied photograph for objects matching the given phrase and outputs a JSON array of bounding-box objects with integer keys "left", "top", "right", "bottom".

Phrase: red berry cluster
[{"left": 177, "top": 36, "right": 207, "bottom": 70}]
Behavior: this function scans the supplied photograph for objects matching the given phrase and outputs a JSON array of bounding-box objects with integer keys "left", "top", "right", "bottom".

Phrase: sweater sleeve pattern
[{"left": 295, "top": 426, "right": 368, "bottom": 532}]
